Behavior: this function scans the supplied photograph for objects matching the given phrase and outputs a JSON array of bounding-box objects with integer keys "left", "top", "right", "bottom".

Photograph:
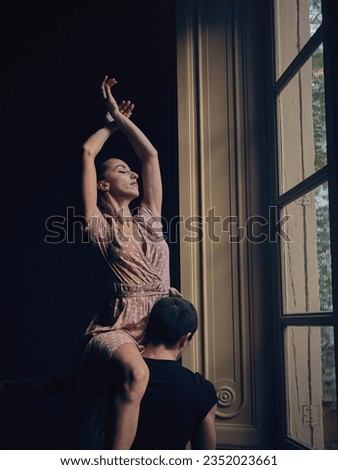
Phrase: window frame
[{"left": 267, "top": 0, "right": 338, "bottom": 449}]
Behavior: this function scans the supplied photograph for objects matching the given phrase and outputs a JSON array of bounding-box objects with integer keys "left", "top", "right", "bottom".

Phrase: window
[{"left": 272, "top": 0, "right": 337, "bottom": 449}]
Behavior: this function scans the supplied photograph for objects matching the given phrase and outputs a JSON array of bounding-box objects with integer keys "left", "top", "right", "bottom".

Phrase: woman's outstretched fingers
[
  {"left": 119, "top": 100, "right": 126, "bottom": 110},
  {"left": 125, "top": 103, "right": 135, "bottom": 118},
  {"left": 104, "top": 83, "right": 113, "bottom": 99},
  {"left": 106, "top": 77, "right": 117, "bottom": 87},
  {"left": 113, "top": 100, "right": 134, "bottom": 119},
  {"left": 101, "top": 75, "right": 109, "bottom": 99},
  {"left": 101, "top": 76, "right": 117, "bottom": 100}
]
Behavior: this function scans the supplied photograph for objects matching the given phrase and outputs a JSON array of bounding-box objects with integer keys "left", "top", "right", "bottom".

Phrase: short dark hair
[{"left": 144, "top": 297, "right": 198, "bottom": 347}]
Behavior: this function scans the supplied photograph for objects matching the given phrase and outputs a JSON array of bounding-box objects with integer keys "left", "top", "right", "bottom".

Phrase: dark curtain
[{"left": 0, "top": 0, "right": 178, "bottom": 449}]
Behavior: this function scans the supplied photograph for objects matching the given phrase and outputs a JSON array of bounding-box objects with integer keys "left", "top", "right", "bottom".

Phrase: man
[{"left": 131, "top": 297, "right": 218, "bottom": 450}]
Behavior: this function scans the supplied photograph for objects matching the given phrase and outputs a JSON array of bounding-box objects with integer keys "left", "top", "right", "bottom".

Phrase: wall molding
[{"left": 177, "top": 0, "right": 268, "bottom": 449}]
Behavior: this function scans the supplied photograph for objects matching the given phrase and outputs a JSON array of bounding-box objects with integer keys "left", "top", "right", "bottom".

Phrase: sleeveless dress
[{"left": 75, "top": 202, "right": 178, "bottom": 449}]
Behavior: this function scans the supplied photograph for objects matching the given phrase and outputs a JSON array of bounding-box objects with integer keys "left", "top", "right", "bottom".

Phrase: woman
[{"left": 76, "top": 76, "right": 175, "bottom": 449}]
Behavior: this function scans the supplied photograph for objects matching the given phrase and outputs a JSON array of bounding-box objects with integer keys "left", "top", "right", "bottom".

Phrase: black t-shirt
[{"left": 131, "top": 358, "right": 218, "bottom": 450}]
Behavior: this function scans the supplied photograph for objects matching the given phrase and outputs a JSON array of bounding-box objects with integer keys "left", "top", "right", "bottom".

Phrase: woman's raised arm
[
  {"left": 102, "top": 76, "right": 162, "bottom": 216},
  {"left": 81, "top": 91, "right": 134, "bottom": 222}
]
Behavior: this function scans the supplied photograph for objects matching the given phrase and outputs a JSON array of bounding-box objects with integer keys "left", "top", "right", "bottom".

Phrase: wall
[
  {"left": 0, "top": 0, "right": 178, "bottom": 380},
  {"left": 177, "top": 0, "right": 271, "bottom": 449}
]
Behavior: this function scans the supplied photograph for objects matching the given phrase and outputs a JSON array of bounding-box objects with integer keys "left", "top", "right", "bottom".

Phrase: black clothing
[{"left": 131, "top": 358, "right": 218, "bottom": 450}]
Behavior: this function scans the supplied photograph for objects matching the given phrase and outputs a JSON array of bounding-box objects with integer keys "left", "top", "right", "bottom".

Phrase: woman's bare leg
[{"left": 110, "top": 343, "right": 149, "bottom": 449}]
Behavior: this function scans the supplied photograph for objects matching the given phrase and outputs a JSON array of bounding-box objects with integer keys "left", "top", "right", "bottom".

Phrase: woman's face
[{"left": 101, "top": 158, "right": 139, "bottom": 200}]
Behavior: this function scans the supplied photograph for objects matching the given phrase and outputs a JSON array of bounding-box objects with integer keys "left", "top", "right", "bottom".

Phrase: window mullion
[
  {"left": 280, "top": 313, "right": 334, "bottom": 327},
  {"left": 274, "top": 26, "right": 323, "bottom": 94},
  {"left": 277, "top": 166, "right": 328, "bottom": 208}
]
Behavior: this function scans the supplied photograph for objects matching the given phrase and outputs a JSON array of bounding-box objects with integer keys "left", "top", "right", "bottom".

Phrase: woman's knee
[
  {"left": 132, "top": 362, "right": 149, "bottom": 384},
  {"left": 121, "top": 363, "right": 149, "bottom": 402}
]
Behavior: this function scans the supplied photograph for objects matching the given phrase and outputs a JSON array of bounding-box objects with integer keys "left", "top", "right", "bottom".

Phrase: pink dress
[
  {"left": 83, "top": 201, "right": 173, "bottom": 354},
  {"left": 75, "top": 202, "right": 177, "bottom": 449}
]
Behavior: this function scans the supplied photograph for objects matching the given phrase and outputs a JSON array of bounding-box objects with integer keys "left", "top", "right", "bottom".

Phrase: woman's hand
[
  {"left": 102, "top": 75, "right": 132, "bottom": 120},
  {"left": 105, "top": 100, "right": 135, "bottom": 124}
]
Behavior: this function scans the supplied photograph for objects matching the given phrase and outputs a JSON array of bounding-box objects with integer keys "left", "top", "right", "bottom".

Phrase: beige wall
[{"left": 176, "top": 0, "right": 268, "bottom": 449}]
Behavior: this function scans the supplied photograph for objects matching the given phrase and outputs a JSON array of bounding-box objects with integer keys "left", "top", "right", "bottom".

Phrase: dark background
[{"left": 0, "top": 0, "right": 178, "bottom": 448}]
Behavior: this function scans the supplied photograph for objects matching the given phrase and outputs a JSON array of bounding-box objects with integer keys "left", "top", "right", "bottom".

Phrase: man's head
[{"left": 144, "top": 297, "right": 198, "bottom": 351}]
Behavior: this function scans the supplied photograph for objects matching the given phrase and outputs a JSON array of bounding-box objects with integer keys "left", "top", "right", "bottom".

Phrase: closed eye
[{"left": 114, "top": 164, "right": 130, "bottom": 173}]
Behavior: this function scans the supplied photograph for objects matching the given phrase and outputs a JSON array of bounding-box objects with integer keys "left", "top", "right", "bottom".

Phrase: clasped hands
[{"left": 101, "top": 75, "right": 134, "bottom": 125}]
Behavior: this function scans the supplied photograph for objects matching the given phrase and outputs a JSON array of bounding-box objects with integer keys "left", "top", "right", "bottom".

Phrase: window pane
[
  {"left": 280, "top": 183, "right": 332, "bottom": 314},
  {"left": 275, "top": 0, "right": 322, "bottom": 79},
  {"left": 277, "top": 45, "right": 326, "bottom": 194},
  {"left": 284, "top": 326, "right": 337, "bottom": 449}
]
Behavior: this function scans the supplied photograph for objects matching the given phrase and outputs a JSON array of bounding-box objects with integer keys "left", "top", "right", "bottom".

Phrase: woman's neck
[{"left": 102, "top": 193, "right": 133, "bottom": 220}]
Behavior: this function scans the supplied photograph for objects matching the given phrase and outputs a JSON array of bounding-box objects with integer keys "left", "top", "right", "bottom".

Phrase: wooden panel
[{"left": 177, "top": 0, "right": 267, "bottom": 449}]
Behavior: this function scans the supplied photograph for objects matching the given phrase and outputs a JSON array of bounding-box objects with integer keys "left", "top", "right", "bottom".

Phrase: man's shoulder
[
  {"left": 180, "top": 365, "right": 218, "bottom": 404},
  {"left": 191, "top": 370, "right": 217, "bottom": 395},
  {"left": 144, "top": 358, "right": 216, "bottom": 395}
]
